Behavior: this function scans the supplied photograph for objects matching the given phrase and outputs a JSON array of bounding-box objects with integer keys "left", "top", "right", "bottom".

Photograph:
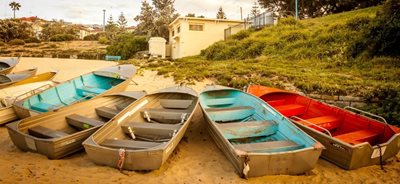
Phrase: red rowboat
[{"left": 247, "top": 84, "right": 400, "bottom": 170}]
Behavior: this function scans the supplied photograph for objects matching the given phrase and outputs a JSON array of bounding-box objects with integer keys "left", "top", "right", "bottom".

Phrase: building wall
[{"left": 169, "top": 18, "right": 243, "bottom": 59}]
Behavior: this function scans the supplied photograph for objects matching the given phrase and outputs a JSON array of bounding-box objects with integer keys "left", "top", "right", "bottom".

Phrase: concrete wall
[{"left": 169, "top": 18, "right": 243, "bottom": 59}]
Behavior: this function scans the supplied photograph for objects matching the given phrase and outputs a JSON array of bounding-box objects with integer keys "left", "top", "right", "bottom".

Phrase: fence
[{"left": 224, "top": 12, "right": 276, "bottom": 40}]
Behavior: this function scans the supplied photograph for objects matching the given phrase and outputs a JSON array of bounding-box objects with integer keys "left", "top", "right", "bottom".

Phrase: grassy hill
[{"left": 129, "top": 6, "right": 400, "bottom": 124}]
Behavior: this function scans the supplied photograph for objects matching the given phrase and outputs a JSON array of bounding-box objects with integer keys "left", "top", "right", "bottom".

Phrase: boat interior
[
  {"left": 21, "top": 73, "right": 124, "bottom": 113},
  {"left": 259, "top": 93, "right": 397, "bottom": 146},
  {"left": 19, "top": 95, "right": 137, "bottom": 139},
  {"left": 95, "top": 92, "right": 197, "bottom": 151},
  {"left": 201, "top": 90, "right": 315, "bottom": 153}
]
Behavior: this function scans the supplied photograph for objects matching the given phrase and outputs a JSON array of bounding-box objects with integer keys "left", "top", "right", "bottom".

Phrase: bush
[
  {"left": 0, "top": 41, "right": 4, "bottom": 46},
  {"left": 230, "top": 29, "right": 252, "bottom": 40},
  {"left": 98, "top": 36, "right": 109, "bottom": 44},
  {"left": 49, "top": 34, "right": 76, "bottom": 42},
  {"left": 106, "top": 34, "right": 148, "bottom": 60},
  {"left": 348, "top": 0, "right": 400, "bottom": 57},
  {"left": 8, "top": 39, "right": 25, "bottom": 45},
  {"left": 84, "top": 34, "right": 100, "bottom": 41},
  {"left": 24, "top": 37, "right": 41, "bottom": 43}
]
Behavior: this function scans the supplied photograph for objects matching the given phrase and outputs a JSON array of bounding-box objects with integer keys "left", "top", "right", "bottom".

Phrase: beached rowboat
[
  {"left": 0, "top": 57, "right": 19, "bottom": 74},
  {"left": 13, "top": 64, "right": 136, "bottom": 119},
  {"left": 6, "top": 91, "right": 146, "bottom": 159},
  {"left": 199, "top": 85, "right": 323, "bottom": 178},
  {"left": 0, "top": 68, "right": 38, "bottom": 89},
  {"left": 83, "top": 86, "right": 198, "bottom": 171},
  {"left": 247, "top": 85, "right": 400, "bottom": 170}
]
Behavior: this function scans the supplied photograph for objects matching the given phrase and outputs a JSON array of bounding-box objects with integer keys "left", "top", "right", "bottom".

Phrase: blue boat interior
[
  {"left": 23, "top": 73, "right": 124, "bottom": 112},
  {"left": 200, "top": 89, "right": 317, "bottom": 153}
]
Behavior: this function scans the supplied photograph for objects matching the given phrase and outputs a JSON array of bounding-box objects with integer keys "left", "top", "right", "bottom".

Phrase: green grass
[{"left": 126, "top": 6, "right": 400, "bottom": 125}]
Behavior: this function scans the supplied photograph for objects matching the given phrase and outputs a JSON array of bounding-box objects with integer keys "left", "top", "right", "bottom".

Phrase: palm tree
[{"left": 9, "top": 1, "right": 21, "bottom": 19}]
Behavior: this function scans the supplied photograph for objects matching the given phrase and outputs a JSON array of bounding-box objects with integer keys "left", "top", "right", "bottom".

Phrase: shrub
[
  {"left": 98, "top": 36, "right": 109, "bottom": 44},
  {"left": 230, "top": 29, "right": 252, "bottom": 40},
  {"left": 84, "top": 34, "right": 99, "bottom": 41},
  {"left": 8, "top": 39, "right": 25, "bottom": 45},
  {"left": 24, "top": 37, "right": 41, "bottom": 43},
  {"left": 106, "top": 34, "right": 148, "bottom": 60},
  {"left": 49, "top": 34, "right": 76, "bottom": 42},
  {"left": 0, "top": 41, "right": 4, "bottom": 46}
]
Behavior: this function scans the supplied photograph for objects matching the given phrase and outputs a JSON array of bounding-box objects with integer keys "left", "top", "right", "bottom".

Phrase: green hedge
[
  {"left": 106, "top": 34, "right": 147, "bottom": 60},
  {"left": 50, "top": 34, "right": 76, "bottom": 42},
  {"left": 8, "top": 39, "right": 25, "bottom": 45}
]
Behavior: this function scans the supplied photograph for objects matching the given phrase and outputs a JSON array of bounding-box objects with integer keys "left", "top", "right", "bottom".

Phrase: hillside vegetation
[{"left": 129, "top": 5, "right": 400, "bottom": 124}]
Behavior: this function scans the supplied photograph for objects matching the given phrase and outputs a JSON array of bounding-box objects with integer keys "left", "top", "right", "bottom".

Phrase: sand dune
[{"left": 0, "top": 57, "right": 398, "bottom": 184}]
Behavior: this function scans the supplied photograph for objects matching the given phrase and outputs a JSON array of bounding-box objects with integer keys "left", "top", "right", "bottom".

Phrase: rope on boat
[
  {"left": 117, "top": 148, "right": 126, "bottom": 172},
  {"left": 243, "top": 156, "right": 250, "bottom": 179},
  {"left": 377, "top": 144, "right": 386, "bottom": 172}
]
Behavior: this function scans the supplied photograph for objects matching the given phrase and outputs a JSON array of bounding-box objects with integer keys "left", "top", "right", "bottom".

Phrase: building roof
[{"left": 169, "top": 17, "right": 244, "bottom": 27}]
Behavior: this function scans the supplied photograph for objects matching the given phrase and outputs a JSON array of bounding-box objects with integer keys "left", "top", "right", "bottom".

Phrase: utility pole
[
  {"left": 102, "top": 9, "right": 106, "bottom": 32},
  {"left": 295, "top": 0, "right": 298, "bottom": 20},
  {"left": 240, "top": 7, "right": 243, "bottom": 20}
]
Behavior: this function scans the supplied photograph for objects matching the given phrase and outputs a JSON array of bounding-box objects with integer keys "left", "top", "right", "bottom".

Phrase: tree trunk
[{"left": 13, "top": 10, "right": 15, "bottom": 19}]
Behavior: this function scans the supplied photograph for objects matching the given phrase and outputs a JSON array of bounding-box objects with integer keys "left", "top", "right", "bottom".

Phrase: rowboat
[
  {"left": 0, "top": 81, "right": 55, "bottom": 125},
  {"left": 0, "top": 68, "right": 38, "bottom": 88},
  {"left": 83, "top": 86, "right": 198, "bottom": 171},
  {"left": 0, "top": 57, "right": 19, "bottom": 74},
  {"left": 6, "top": 91, "right": 146, "bottom": 159},
  {"left": 199, "top": 85, "right": 323, "bottom": 178},
  {"left": 13, "top": 64, "right": 136, "bottom": 119},
  {"left": 7, "top": 71, "right": 57, "bottom": 87},
  {"left": 247, "top": 84, "right": 400, "bottom": 170}
]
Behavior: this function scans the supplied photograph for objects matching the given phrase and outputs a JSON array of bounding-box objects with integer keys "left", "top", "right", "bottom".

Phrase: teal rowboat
[
  {"left": 13, "top": 64, "right": 136, "bottom": 118},
  {"left": 199, "top": 85, "right": 323, "bottom": 178}
]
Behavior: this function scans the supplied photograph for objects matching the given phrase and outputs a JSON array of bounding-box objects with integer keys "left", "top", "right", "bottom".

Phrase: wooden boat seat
[
  {"left": 28, "top": 126, "right": 69, "bottom": 139},
  {"left": 95, "top": 106, "right": 120, "bottom": 119},
  {"left": 233, "top": 140, "right": 304, "bottom": 153},
  {"left": 76, "top": 86, "right": 106, "bottom": 96},
  {"left": 100, "top": 139, "right": 162, "bottom": 150},
  {"left": 160, "top": 99, "right": 193, "bottom": 109},
  {"left": 122, "top": 122, "right": 181, "bottom": 142},
  {"left": 205, "top": 98, "right": 235, "bottom": 106},
  {"left": 266, "top": 99, "right": 286, "bottom": 106},
  {"left": 300, "top": 115, "right": 340, "bottom": 130},
  {"left": 31, "top": 102, "right": 57, "bottom": 112},
  {"left": 205, "top": 106, "right": 255, "bottom": 122},
  {"left": 334, "top": 129, "right": 380, "bottom": 145},
  {"left": 66, "top": 114, "right": 105, "bottom": 130},
  {"left": 274, "top": 104, "right": 306, "bottom": 117},
  {"left": 217, "top": 120, "right": 278, "bottom": 139},
  {"left": 115, "top": 102, "right": 131, "bottom": 111},
  {"left": 141, "top": 108, "right": 189, "bottom": 124}
]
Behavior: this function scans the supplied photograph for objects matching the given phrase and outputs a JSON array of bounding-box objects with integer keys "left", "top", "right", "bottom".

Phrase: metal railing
[
  {"left": 344, "top": 106, "right": 388, "bottom": 124},
  {"left": 13, "top": 84, "right": 53, "bottom": 103},
  {"left": 290, "top": 116, "right": 333, "bottom": 137}
]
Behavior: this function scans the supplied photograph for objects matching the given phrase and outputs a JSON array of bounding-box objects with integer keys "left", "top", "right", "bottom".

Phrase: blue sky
[{"left": 0, "top": 0, "right": 257, "bottom": 25}]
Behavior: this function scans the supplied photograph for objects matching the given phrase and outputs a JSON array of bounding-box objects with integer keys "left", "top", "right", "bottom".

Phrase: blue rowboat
[
  {"left": 13, "top": 64, "right": 136, "bottom": 118},
  {"left": 199, "top": 85, "right": 323, "bottom": 178}
]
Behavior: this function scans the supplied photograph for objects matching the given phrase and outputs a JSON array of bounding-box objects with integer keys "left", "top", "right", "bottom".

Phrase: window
[
  {"left": 172, "top": 30, "right": 175, "bottom": 36},
  {"left": 189, "top": 24, "right": 204, "bottom": 31},
  {"left": 177, "top": 26, "right": 181, "bottom": 33}
]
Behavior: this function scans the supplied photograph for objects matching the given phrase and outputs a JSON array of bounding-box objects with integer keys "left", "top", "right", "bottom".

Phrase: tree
[
  {"left": 134, "top": 0, "right": 156, "bottom": 35},
  {"left": 117, "top": 12, "right": 128, "bottom": 31},
  {"left": 9, "top": 1, "right": 21, "bottom": 19},
  {"left": 105, "top": 15, "right": 119, "bottom": 33},
  {"left": 152, "top": 0, "right": 179, "bottom": 40},
  {"left": 216, "top": 6, "right": 226, "bottom": 19},
  {"left": 257, "top": 0, "right": 384, "bottom": 19},
  {"left": 40, "top": 21, "right": 78, "bottom": 40},
  {"left": 134, "top": 0, "right": 179, "bottom": 40},
  {"left": 251, "top": 1, "right": 261, "bottom": 17},
  {"left": 186, "top": 13, "right": 196, "bottom": 17},
  {"left": 0, "top": 19, "right": 32, "bottom": 42}
]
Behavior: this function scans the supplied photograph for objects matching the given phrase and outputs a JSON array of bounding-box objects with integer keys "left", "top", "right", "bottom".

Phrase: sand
[{"left": 0, "top": 57, "right": 399, "bottom": 184}]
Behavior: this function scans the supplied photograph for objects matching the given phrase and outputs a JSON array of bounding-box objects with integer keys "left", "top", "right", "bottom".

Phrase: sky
[{"left": 0, "top": 0, "right": 257, "bottom": 26}]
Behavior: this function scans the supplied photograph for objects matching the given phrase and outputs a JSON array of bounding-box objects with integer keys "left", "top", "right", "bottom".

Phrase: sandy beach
[{"left": 0, "top": 57, "right": 399, "bottom": 184}]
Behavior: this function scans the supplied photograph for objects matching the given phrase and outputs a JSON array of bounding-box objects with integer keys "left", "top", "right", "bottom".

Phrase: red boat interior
[{"left": 258, "top": 92, "right": 398, "bottom": 146}]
